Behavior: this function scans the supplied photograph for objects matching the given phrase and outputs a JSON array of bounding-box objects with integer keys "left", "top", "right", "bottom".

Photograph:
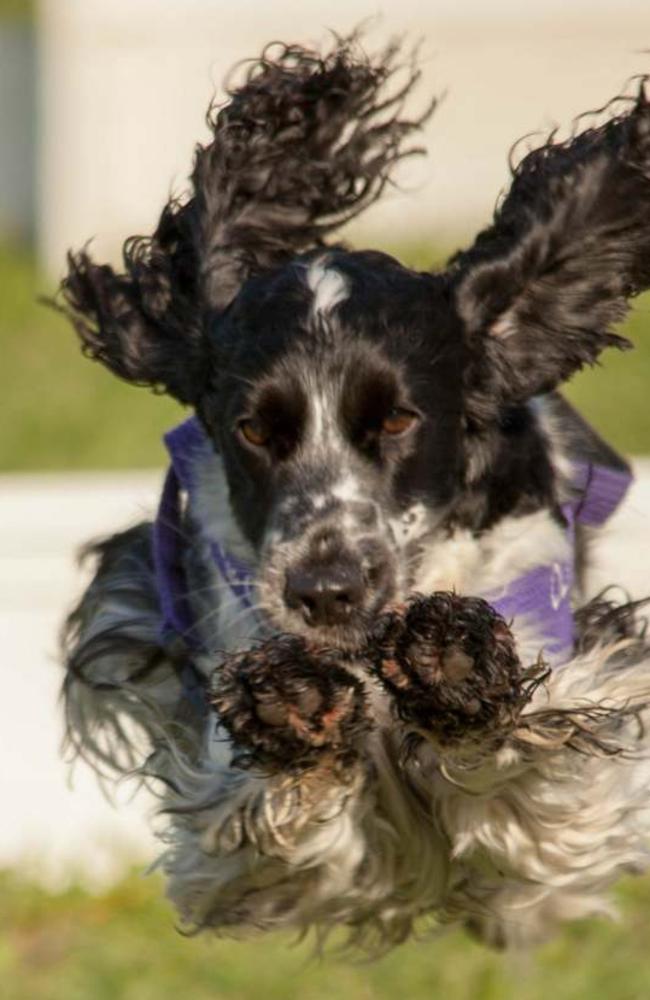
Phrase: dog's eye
[
  {"left": 239, "top": 418, "right": 270, "bottom": 448},
  {"left": 382, "top": 408, "right": 418, "bottom": 436}
]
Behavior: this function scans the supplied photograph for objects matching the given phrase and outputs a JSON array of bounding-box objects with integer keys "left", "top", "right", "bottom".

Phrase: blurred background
[{"left": 1, "top": 1, "right": 650, "bottom": 997}]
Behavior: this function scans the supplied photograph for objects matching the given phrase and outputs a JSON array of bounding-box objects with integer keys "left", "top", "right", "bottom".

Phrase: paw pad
[
  {"left": 367, "top": 593, "right": 531, "bottom": 746},
  {"left": 210, "top": 636, "right": 370, "bottom": 771}
]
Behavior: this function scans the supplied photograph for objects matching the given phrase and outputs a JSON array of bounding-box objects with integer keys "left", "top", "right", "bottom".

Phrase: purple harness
[
  {"left": 153, "top": 417, "right": 256, "bottom": 648},
  {"left": 153, "top": 416, "right": 632, "bottom": 666},
  {"left": 484, "top": 460, "right": 631, "bottom": 662}
]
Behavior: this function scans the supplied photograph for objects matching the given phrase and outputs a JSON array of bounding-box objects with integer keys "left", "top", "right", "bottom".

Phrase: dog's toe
[
  {"left": 210, "top": 636, "right": 371, "bottom": 771},
  {"left": 367, "top": 593, "right": 535, "bottom": 747}
]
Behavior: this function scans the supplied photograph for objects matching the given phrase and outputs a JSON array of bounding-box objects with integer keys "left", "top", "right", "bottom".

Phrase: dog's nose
[{"left": 284, "top": 564, "right": 366, "bottom": 626}]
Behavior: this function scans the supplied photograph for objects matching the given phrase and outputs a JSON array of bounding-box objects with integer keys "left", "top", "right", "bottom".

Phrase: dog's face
[{"left": 198, "top": 250, "right": 470, "bottom": 645}]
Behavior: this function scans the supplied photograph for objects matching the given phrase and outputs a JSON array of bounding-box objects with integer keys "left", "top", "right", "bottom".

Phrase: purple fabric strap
[
  {"left": 153, "top": 417, "right": 256, "bottom": 648},
  {"left": 488, "top": 559, "right": 575, "bottom": 663},
  {"left": 153, "top": 416, "right": 632, "bottom": 665},
  {"left": 487, "top": 460, "right": 632, "bottom": 663},
  {"left": 152, "top": 462, "right": 194, "bottom": 641}
]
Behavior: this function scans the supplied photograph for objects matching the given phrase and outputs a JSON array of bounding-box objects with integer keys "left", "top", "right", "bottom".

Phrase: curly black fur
[
  {"left": 57, "top": 32, "right": 435, "bottom": 402},
  {"left": 209, "top": 596, "right": 537, "bottom": 765},
  {"left": 57, "top": 39, "right": 650, "bottom": 427},
  {"left": 366, "top": 593, "right": 541, "bottom": 747},
  {"left": 575, "top": 588, "right": 650, "bottom": 652},
  {"left": 206, "top": 590, "right": 650, "bottom": 768},
  {"left": 58, "top": 210, "right": 206, "bottom": 403},
  {"left": 453, "top": 84, "right": 650, "bottom": 421},
  {"left": 193, "top": 35, "right": 435, "bottom": 310}
]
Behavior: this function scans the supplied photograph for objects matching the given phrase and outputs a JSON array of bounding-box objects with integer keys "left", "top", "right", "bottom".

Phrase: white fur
[
  {"left": 414, "top": 508, "right": 569, "bottom": 597},
  {"left": 306, "top": 256, "right": 349, "bottom": 318},
  {"left": 64, "top": 491, "right": 650, "bottom": 951},
  {"left": 185, "top": 443, "right": 264, "bottom": 654},
  {"left": 530, "top": 395, "right": 581, "bottom": 497},
  {"left": 388, "top": 501, "right": 430, "bottom": 547},
  {"left": 331, "top": 473, "right": 365, "bottom": 504},
  {"left": 190, "top": 440, "right": 256, "bottom": 567},
  {"left": 305, "top": 384, "right": 339, "bottom": 449}
]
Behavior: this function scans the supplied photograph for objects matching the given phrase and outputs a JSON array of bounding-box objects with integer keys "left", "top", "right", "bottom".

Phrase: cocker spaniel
[{"left": 59, "top": 33, "right": 650, "bottom": 951}]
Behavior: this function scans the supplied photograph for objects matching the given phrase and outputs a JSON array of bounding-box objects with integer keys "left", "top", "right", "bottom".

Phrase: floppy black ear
[
  {"left": 191, "top": 34, "right": 435, "bottom": 311},
  {"left": 452, "top": 85, "right": 650, "bottom": 423},
  {"left": 60, "top": 33, "right": 435, "bottom": 399},
  {"left": 61, "top": 200, "right": 203, "bottom": 403}
]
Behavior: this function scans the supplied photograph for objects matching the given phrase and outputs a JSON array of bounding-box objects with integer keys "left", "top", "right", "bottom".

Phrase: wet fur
[{"left": 59, "top": 34, "right": 650, "bottom": 951}]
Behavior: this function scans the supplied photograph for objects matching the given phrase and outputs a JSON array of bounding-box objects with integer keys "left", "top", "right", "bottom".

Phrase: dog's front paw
[
  {"left": 367, "top": 593, "right": 536, "bottom": 748},
  {"left": 210, "top": 636, "right": 371, "bottom": 772}
]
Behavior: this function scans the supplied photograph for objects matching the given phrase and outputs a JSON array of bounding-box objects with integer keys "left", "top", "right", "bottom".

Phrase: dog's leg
[
  {"left": 160, "top": 637, "right": 376, "bottom": 936},
  {"left": 369, "top": 594, "right": 650, "bottom": 947},
  {"left": 210, "top": 636, "right": 372, "bottom": 773},
  {"left": 367, "top": 593, "right": 536, "bottom": 760}
]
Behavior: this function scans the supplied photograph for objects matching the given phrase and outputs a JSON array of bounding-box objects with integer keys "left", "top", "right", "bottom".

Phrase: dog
[{"left": 59, "top": 34, "right": 650, "bottom": 951}]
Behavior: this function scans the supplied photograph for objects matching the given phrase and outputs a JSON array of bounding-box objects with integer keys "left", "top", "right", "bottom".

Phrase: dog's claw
[
  {"left": 367, "top": 593, "right": 533, "bottom": 747},
  {"left": 210, "top": 636, "right": 371, "bottom": 772}
]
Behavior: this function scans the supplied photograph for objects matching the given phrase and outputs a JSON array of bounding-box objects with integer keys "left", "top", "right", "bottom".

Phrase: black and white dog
[{"left": 60, "top": 35, "right": 650, "bottom": 950}]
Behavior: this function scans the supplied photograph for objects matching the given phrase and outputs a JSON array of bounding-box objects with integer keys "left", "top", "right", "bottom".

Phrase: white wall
[{"left": 37, "top": 0, "right": 650, "bottom": 278}]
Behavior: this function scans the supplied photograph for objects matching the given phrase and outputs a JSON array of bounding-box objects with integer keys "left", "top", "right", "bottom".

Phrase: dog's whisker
[
  {"left": 185, "top": 597, "right": 267, "bottom": 642},
  {"left": 178, "top": 578, "right": 256, "bottom": 601}
]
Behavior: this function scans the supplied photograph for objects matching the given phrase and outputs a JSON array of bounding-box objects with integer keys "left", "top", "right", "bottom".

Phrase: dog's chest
[{"left": 412, "top": 509, "right": 573, "bottom": 662}]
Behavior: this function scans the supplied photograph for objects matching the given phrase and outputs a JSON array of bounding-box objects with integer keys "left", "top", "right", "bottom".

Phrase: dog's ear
[
  {"left": 452, "top": 85, "right": 650, "bottom": 424},
  {"left": 59, "top": 34, "right": 435, "bottom": 400},
  {"left": 61, "top": 200, "right": 202, "bottom": 403},
  {"left": 187, "top": 34, "right": 435, "bottom": 310}
]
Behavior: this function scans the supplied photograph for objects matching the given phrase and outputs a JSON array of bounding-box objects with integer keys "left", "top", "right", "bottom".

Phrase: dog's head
[
  {"left": 200, "top": 248, "right": 464, "bottom": 645},
  {"left": 60, "top": 37, "right": 650, "bottom": 646}
]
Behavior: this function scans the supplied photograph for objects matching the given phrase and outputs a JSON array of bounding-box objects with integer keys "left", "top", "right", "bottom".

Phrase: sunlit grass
[
  {"left": 0, "top": 0, "right": 33, "bottom": 22},
  {"left": 3, "top": 869, "right": 650, "bottom": 1000},
  {"left": 0, "top": 242, "right": 184, "bottom": 471}
]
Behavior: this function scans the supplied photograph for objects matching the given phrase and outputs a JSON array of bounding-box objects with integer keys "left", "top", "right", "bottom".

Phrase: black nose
[{"left": 284, "top": 563, "right": 366, "bottom": 626}]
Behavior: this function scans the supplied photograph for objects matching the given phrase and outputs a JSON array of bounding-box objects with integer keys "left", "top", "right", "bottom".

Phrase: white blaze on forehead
[
  {"left": 307, "top": 382, "right": 342, "bottom": 449},
  {"left": 311, "top": 391, "right": 327, "bottom": 442},
  {"left": 307, "top": 257, "right": 348, "bottom": 318}
]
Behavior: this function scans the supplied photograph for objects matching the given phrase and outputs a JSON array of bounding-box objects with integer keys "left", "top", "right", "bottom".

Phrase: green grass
[
  {"left": 0, "top": 0, "right": 33, "bottom": 22},
  {"left": 4, "top": 869, "right": 650, "bottom": 1000},
  {"left": 564, "top": 300, "right": 650, "bottom": 455},
  {"left": 1, "top": 238, "right": 649, "bottom": 472},
  {"left": 0, "top": 243, "right": 184, "bottom": 471}
]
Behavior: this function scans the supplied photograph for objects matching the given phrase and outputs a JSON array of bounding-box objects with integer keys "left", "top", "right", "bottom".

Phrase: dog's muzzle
[{"left": 279, "top": 526, "right": 395, "bottom": 630}]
